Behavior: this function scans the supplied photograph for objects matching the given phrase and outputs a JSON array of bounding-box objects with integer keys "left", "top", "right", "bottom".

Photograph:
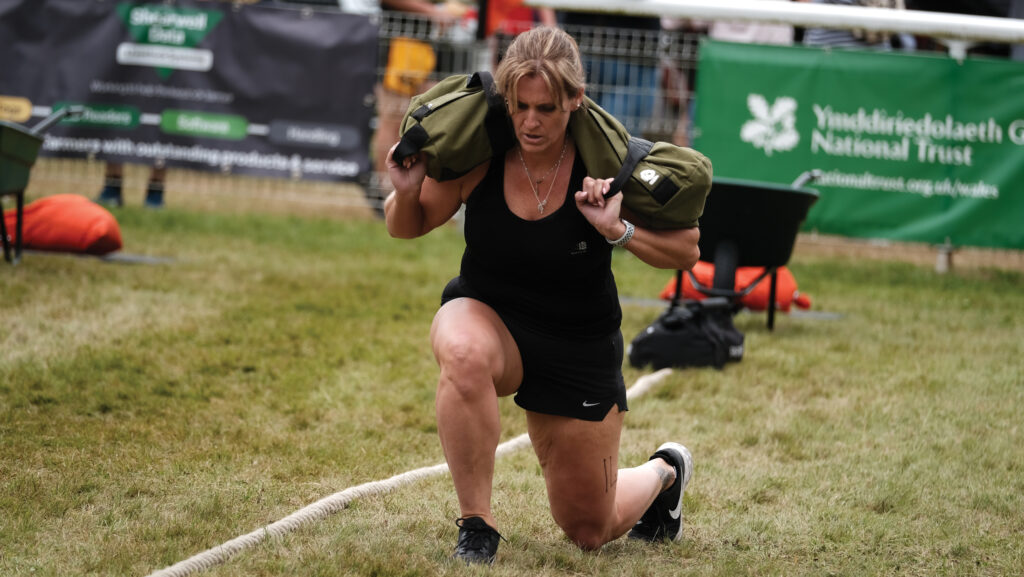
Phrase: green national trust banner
[
  {"left": 694, "top": 40, "right": 1024, "bottom": 250},
  {"left": 0, "top": 0, "right": 376, "bottom": 181}
]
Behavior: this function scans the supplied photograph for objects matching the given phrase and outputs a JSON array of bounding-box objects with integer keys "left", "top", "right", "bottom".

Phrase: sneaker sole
[{"left": 655, "top": 442, "right": 693, "bottom": 541}]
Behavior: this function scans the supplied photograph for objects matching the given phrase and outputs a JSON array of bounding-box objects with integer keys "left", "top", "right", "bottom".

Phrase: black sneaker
[
  {"left": 96, "top": 185, "right": 123, "bottom": 207},
  {"left": 453, "top": 516, "right": 503, "bottom": 565},
  {"left": 144, "top": 184, "right": 165, "bottom": 209},
  {"left": 628, "top": 442, "right": 693, "bottom": 542}
]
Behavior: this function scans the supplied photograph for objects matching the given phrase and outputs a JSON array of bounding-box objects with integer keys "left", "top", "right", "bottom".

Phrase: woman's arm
[
  {"left": 574, "top": 176, "right": 701, "bottom": 270},
  {"left": 383, "top": 143, "right": 486, "bottom": 239},
  {"left": 609, "top": 215, "right": 700, "bottom": 271}
]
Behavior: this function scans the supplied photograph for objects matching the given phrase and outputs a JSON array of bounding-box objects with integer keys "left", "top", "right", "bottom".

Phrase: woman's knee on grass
[
  {"left": 528, "top": 411, "right": 624, "bottom": 550},
  {"left": 559, "top": 514, "right": 615, "bottom": 551},
  {"left": 545, "top": 473, "right": 619, "bottom": 550}
]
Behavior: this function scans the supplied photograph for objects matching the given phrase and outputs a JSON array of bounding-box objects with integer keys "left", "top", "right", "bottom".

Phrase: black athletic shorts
[{"left": 441, "top": 277, "right": 628, "bottom": 422}]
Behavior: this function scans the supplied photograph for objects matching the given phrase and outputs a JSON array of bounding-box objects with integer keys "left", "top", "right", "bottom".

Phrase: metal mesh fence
[
  {"left": 365, "top": 12, "right": 703, "bottom": 209},
  {"left": 374, "top": 12, "right": 701, "bottom": 140}
]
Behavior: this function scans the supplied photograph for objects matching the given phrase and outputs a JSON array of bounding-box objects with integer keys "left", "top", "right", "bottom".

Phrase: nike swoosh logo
[
  {"left": 669, "top": 500, "right": 682, "bottom": 520},
  {"left": 582, "top": 401, "right": 600, "bottom": 407}
]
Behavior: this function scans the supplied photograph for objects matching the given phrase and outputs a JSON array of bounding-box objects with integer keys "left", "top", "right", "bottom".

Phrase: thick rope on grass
[{"left": 146, "top": 368, "right": 673, "bottom": 577}]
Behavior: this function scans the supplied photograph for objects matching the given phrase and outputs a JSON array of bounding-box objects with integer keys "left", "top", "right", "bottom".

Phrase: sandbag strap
[
  {"left": 470, "top": 71, "right": 514, "bottom": 157},
  {"left": 604, "top": 136, "right": 653, "bottom": 200}
]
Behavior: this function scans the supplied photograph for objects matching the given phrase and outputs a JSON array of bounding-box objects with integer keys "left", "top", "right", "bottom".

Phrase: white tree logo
[
  {"left": 639, "top": 169, "right": 659, "bottom": 185},
  {"left": 740, "top": 94, "right": 799, "bottom": 156}
]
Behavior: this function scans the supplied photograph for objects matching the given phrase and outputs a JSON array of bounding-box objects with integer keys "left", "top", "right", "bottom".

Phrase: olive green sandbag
[
  {"left": 395, "top": 72, "right": 514, "bottom": 182},
  {"left": 567, "top": 97, "right": 713, "bottom": 229},
  {"left": 395, "top": 73, "right": 712, "bottom": 229}
]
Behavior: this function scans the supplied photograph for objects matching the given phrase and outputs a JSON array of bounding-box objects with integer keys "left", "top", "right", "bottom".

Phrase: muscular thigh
[
  {"left": 527, "top": 409, "right": 625, "bottom": 526},
  {"left": 430, "top": 297, "right": 523, "bottom": 396}
]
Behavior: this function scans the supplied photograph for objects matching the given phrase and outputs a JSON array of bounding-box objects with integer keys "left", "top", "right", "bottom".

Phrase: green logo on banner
[
  {"left": 161, "top": 110, "right": 247, "bottom": 140},
  {"left": 115, "top": 3, "right": 223, "bottom": 79},
  {"left": 54, "top": 102, "right": 140, "bottom": 129}
]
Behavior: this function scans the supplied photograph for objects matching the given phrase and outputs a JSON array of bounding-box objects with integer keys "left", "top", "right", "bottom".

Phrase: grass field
[{"left": 2, "top": 173, "right": 1022, "bottom": 576}]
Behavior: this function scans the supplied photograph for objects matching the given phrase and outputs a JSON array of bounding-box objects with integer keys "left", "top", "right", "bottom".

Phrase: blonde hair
[{"left": 494, "top": 26, "right": 586, "bottom": 113}]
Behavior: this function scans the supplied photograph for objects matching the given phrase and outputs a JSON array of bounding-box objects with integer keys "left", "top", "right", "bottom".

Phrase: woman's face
[{"left": 511, "top": 74, "right": 581, "bottom": 154}]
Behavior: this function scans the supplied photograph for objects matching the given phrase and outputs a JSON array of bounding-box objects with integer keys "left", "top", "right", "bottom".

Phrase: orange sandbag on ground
[
  {"left": 3, "top": 194, "right": 122, "bottom": 255},
  {"left": 660, "top": 261, "right": 811, "bottom": 312}
]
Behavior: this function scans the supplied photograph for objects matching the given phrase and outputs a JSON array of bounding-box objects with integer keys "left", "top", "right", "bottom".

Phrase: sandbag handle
[
  {"left": 604, "top": 136, "right": 653, "bottom": 200},
  {"left": 393, "top": 124, "right": 428, "bottom": 164}
]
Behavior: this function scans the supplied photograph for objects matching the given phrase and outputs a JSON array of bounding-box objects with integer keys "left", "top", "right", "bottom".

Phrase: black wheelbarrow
[
  {"left": 1, "top": 105, "right": 84, "bottom": 265},
  {"left": 685, "top": 171, "right": 821, "bottom": 330}
]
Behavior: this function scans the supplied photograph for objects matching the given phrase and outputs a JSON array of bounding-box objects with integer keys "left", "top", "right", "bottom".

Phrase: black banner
[{"left": 0, "top": 0, "right": 377, "bottom": 181}]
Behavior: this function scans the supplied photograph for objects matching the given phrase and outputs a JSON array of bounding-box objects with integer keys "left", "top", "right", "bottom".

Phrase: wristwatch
[{"left": 606, "top": 219, "right": 635, "bottom": 247}]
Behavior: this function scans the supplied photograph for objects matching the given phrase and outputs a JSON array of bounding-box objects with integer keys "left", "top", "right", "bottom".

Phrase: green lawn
[{"left": 2, "top": 203, "right": 1022, "bottom": 576}]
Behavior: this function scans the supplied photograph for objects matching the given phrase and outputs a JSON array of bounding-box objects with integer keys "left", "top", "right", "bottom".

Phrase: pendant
[{"left": 537, "top": 201, "right": 546, "bottom": 213}]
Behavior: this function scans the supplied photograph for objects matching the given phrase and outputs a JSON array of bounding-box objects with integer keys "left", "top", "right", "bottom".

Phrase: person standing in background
[
  {"left": 799, "top": 0, "right": 904, "bottom": 49},
  {"left": 96, "top": 163, "right": 166, "bottom": 208}
]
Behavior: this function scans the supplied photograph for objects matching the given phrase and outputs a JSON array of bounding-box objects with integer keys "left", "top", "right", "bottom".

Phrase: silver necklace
[{"left": 517, "top": 139, "right": 568, "bottom": 214}]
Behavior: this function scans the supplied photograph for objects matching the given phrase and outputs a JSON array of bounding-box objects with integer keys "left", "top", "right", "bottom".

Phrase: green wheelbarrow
[{"left": 1, "top": 105, "right": 84, "bottom": 265}]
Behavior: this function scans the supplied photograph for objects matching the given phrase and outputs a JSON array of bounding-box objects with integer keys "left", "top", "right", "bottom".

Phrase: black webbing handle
[
  {"left": 472, "top": 71, "right": 514, "bottom": 156},
  {"left": 603, "top": 136, "right": 653, "bottom": 199},
  {"left": 392, "top": 124, "right": 428, "bottom": 164}
]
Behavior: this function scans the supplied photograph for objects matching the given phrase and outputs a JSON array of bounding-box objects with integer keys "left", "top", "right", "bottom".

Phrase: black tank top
[{"left": 459, "top": 153, "right": 622, "bottom": 338}]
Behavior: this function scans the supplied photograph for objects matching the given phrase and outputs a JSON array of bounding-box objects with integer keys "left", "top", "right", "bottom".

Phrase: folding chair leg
[{"left": 767, "top": 269, "right": 778, "bottom": 330}]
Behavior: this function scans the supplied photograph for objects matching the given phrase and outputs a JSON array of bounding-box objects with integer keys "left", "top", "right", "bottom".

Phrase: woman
[{"left": 384, "top": 26, "right": 700, "bottom": 564}]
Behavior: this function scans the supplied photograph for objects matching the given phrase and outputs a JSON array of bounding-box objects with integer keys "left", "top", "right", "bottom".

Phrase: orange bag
[
  {"left": 3, "top": 194, "right": 122, "bottom": 255},
  {"left": 660, "top": 261, "right": 811, "bottom": 312}
]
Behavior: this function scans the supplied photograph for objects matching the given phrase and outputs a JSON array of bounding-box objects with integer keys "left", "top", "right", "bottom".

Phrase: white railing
[{"left": 530, "top": 0, "right": 1024, "bottom": 59}]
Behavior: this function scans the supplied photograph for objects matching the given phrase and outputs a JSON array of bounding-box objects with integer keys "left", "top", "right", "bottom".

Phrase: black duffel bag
[{"left": 628, "top": 294, "right": 744, "bottom": 370}]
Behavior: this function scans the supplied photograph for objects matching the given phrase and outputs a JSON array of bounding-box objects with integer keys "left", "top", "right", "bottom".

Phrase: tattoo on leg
[
  {"left": 656, "top": 460, "right": 675, "bottom": 492},
  {"left": 603, "top": 457, "right": 617, "bottom": 493}
]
